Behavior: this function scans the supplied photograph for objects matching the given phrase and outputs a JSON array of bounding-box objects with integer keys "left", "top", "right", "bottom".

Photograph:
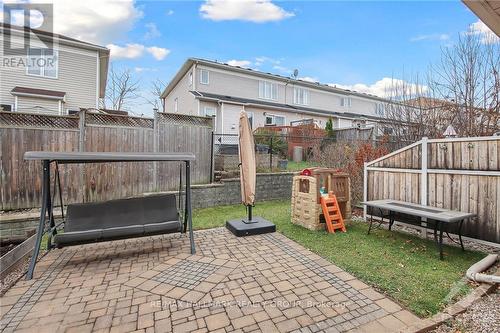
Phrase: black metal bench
[{"left": 54, "top": 194, "right": 181, "bottom": 248}]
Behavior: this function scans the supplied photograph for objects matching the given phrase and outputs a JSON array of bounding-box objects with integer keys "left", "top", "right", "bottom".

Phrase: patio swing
[{"left": 23, "top": 151, "right": 196, "bottom": 280}]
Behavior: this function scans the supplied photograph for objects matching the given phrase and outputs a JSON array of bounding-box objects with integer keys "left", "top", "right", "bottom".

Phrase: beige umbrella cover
[{"left": 239, "top": 111, "right": 256, "bottom": 206}]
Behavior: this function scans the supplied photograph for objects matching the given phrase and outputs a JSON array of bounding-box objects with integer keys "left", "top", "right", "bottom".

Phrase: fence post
[
  {"left": 78, "top": 110, "right": 86, "bottom": 152},
  {"left": 420, "top": 137, "right": 428, "bottom": 238},
  {"left": 363, "top": 162, "right": 368, "bottom": 220},
  {"left": 153, "top": 109, "right": 158, "bottom": 190},
  {"left": 269, "top": 136, "right": 273, "bottom": 171},
  {"left": 78, "top": 110, "right": 86, "bottom": 202},
  {"left": 210, "top": 131, "right": 214, "bottom": 183}
]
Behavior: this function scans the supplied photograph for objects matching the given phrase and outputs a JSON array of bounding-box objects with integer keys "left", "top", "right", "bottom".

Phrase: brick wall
[{"left": 1, "top": 172, "right": 296, "bottom": 242}]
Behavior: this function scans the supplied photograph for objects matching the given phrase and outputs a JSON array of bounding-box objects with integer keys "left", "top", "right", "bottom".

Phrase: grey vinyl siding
[
  {"left": 197, "top": 65, "right": 382, "bottom": 119},
  {"left": 164, "top": 65, "right": 197, "bottom": 115},
  {"left": 0, "top": 34, "right": 98, "bottom": 114},
  {"left": 221, "top": 103, "right": 243, "bottom": 135},
  {"left": 199, "top": 101, "right": 220, "bottom": 131},
  {"left": 246, "top": 106, "right": 330, "bottom": 129},
  {"left": 16, "top": 96, "right": 59, "bottom": 114}
]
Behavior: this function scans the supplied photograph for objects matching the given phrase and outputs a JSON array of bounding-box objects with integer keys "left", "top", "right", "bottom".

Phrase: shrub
[
  {"left": 254, "top": 128, "right": 288, "bottom": 159},
  {"left": 310, "top": 139, "right": 390, "bottom": 203}
]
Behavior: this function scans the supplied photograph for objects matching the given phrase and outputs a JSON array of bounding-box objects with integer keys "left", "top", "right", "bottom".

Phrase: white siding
[
  {"left": 196, "top": 64, "right": 384, "bottom": 118},
  {"left": 164, "top": 65, "right": 197, "bottom": 115},
  {"left": 16, "top": 96, "right": 59, "bottom": 114},
  {"left": 199, "top": 100, "right": 220, "bottom": 132},
  {"left": 221, "top": 103, "right": 243, "bottom": 135},
  {"left": 0, "top": 34, "right": 98, "bottom": 114}
]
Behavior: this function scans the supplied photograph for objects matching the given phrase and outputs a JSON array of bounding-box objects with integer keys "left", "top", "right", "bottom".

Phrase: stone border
[{"left": 400, "top": 268, "right": 499, "bottom": 333}]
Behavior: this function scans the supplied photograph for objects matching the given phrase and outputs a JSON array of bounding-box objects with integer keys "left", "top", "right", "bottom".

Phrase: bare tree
[
  {"left": 385, "top": 31, "right": 499, "bottom": 140},
  {"left": 383, "top": 75, "right": 445, "bottom": 141},
  {"left": 143, "top": 78, "right": 166, "bottom": 110},
  {"left": 429, "top": 31, "right": 500, "bottom": 136},
  {"left": 101, "top": 66, "right": 141, "bottom": 111}
]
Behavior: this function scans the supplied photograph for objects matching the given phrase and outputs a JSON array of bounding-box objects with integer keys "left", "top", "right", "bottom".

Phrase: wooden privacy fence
[
  {"left": 364, "top": 136, "right": 500, "bottom": 244},
  {"left": 0, "top": 111, "right": 214, "bottom": 210}
]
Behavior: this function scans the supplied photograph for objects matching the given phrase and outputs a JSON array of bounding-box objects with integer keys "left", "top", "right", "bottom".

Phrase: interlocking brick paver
[
  {"left": 205, "top": 312, "right": 230, "bottom": 330},
  {"left": 375, "top": 298, "right": 402, "bottom": 313},
  {"left": 0, "top": 228, "right": 417, "bottom": 333}
]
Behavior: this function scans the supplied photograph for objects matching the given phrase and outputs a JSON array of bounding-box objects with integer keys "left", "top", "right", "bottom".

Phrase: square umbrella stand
[{"left": 226, "top": 205, "right": 275, "bottom": 237}]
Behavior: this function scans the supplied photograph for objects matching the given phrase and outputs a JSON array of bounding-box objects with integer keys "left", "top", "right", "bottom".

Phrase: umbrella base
[{"left": 226, "top": 217, "right": 276, "bottom": 237}]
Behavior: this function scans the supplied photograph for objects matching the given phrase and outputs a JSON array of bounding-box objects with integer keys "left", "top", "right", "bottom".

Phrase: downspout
[
  {"left": 285, "top": 78, "right": 290, "bottom": 104},
  {"left": 466, "top": 254, "right": 500, "bottom": 284},
  {"left": 218, "top": 100, "right": 223, "bottom": 133}
]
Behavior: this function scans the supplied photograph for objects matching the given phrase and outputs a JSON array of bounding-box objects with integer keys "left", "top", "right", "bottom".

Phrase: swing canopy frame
[{"left": 24, "top": 151, "right": 196, "bottom": 280}]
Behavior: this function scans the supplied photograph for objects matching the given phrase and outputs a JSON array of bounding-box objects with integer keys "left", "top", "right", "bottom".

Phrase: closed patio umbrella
[
  {"left": 226, "top": 110, "right": 276, "bottom": 236},
  {"left": 239, "top": 111, "right": 256, "bottom": 208}
]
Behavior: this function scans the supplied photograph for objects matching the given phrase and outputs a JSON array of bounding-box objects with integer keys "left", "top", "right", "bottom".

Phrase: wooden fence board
[
  {"left": 366, "top": 136, "right": 500, "bottom": 243},
  {"left": 0, "top": 111, "right": 213, "bottom": 210}
]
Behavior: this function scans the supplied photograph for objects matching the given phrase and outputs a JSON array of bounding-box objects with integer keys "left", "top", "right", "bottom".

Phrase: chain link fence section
[{"left": 213, "top": 131, "right": 413, "bottom": 173}]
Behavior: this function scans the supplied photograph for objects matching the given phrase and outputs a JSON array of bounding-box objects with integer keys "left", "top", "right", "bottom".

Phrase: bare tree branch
[
  {"left": 143, "top": 78, "right": 166, "bottom": 110},
  {"left": 101, "top": 65, "right": 141, "bottom": 111}
]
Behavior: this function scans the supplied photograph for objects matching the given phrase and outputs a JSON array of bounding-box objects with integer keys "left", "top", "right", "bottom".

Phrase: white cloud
[
  {"left": 107, "top": 43, "right": 145, "bottom": 59},
  {"left": 254, "top": 56, "right": 282, "bottom": 67},
  {"left": 134, "top": 67, "right": 157, "bottom": 73},
  {"left": 272, "top": 65, "right": 292, "bottom": 75},
  {"left": 468, "top": 20, "right": 499, "bottom": 44},
  {"left": 166, "top": 9, "right": 174, "bottom": 16},
  {"left": 298, "top": 76, "right": 318, "bottom": 83},
  {"left": 2, "top": 0, "right": 143, "bottom": 45},
  {"left": 8, "top": 8, "right": 44, "bottom": 28},
  {"left": 107, "top": 44, "right": 169, "bottom": 60},
  {"left": 227, "top": 59, "right": 252, "bottom": 67},
  {"left": 329, "top": 78, "right": 428, "bottom": 98},
  {"left": 410, "top": 34, "right": 450, "bottom": 42},
  {"left": 144, "top": 22, "right": 161, "bottom": 39},
  {"left": 146, "top": 46, "right": 170, "bottom": 60},
  {"left": 200, "top": 0, "right": 294, "bottom": 23}
]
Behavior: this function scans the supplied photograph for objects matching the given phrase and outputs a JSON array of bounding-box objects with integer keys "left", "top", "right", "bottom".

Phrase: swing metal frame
[{"left": 24, "top": 151, "right": 196, "bottom": 280}]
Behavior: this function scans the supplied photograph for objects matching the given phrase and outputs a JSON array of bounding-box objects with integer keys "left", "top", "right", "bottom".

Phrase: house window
[
  {"left": 258, "top": 81, "right": 278, "bottom": 100},
  {"left": 0, "top": 104, "right": 13, "bottom": 111},
  {"left": 383, "top": 127, "right": 394, "bottom": 135},
  {"left": 26, "top": 48, "right": 58, "bottom": 78},
  {"left": 340, "top": 97, "right": 352, "bottom": 108},
  {"left": 200, "top": 69, "right": 209, "bottom": 84},
  {"left": 293, "top": 87, "right": 309, "bottom": 105},
  {"left": 203, "top": 106, "right": 216, "bottom": 117},
  {"left": 174, "top": 98, "right": 178, "bottom": 112},
  {"left": 265, "top": 114, "right": 285, "bottom": 126},
  {"left": 375, "top": 103, "right": 385, "bottom": 116},
  {"left": 189, "top": 72, "right": 193, "bottom": 86}
]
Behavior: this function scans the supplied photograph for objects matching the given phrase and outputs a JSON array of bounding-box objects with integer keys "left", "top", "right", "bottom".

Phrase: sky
[{"left": 2, "top": 0, "right": 499, "bottom": 116}]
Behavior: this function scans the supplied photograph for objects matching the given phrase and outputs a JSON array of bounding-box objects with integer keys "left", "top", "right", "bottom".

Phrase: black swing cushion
[{"left": 54, "top": 194, "right": 181, "bottom": 247}]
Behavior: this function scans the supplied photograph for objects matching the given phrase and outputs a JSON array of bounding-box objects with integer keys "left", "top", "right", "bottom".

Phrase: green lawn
[
  {"left": 285, "top": 160, "right": 317, "bottom": 171},
  {"left": 192, "top": 200, "right": 485, "bottom": 318}
]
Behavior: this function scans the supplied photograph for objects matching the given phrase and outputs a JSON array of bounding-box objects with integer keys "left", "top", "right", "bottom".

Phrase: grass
[
  {"left": 285, "top": 160, "right": 317, "bottom": 171},
  {"left": 192, "top": 200, "right": 485, "bottom": 318}
]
